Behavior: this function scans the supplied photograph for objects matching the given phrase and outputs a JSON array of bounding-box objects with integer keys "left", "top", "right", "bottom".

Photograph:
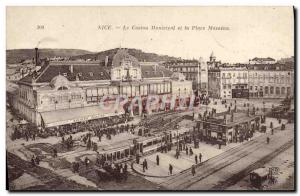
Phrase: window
[
  {"left": 276, "top": 87, "right": 280, "bottom": 95},
  {"left": 223, "top": 85, "right": 226, "bottom": 89},
  {"left": 287, "top": 87, "right": 291, "bottom": 95},
  {"left": 281, "top": 87, "right": 285, "bottom": 95},
  {"left": 250, "top": 86, "right": 253, "bottom": 90},
  {"left": 255, "top": 86, "right": 258, "bottom": 90},
  {"left": 265, "top": 86, "right": 269, "bottom": 94},
  {"left": 270, "top": 86, "right": 274, "bottom": 94}
]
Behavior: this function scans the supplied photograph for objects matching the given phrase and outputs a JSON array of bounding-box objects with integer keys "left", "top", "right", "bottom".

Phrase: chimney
[
  {"left": 69, "top": 65, "right": 73, "bottom": 73},
  {"left": 105, "top": 56, "right": 109, "bottom": 67},
  {"left": 35, "top": 48, "right": 39, "bottom": 66}
]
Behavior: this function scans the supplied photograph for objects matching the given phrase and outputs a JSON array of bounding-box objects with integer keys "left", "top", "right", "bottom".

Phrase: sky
[{"left": 6, "top": 6, "right": 294, "bottom": 63}]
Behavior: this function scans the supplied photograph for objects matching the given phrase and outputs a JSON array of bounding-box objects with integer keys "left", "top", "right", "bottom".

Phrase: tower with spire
[{"left": 207, "top": 51, "right": 221, "bottom": 69}]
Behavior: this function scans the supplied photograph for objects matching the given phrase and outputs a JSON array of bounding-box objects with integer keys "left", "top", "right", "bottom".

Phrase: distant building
[
  {"left": 163, "top": 58, "right": 208, "bottom": 95},
  {"left": 249, "top": 57, "right": 276, "bottom": 65},
  {"left": 208, "top": 68, "right": 221, "bottom": 98},
  {"left": 277, "top": 56, "right": 294, "bottom": 64},
  {"left": 6, "top": 69, "right": 21, "bottom": 81},
  {"left": 208, "top": 66, "right": 249, "bottom": 99},
  {"left": 248, "top": 63, "right": 294, "bottom": 99},
  {"left": 207, "top": 52, "right": 222, "bottom": 69}
]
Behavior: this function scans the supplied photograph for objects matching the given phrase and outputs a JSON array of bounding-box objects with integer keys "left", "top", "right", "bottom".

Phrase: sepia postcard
[{"left": 6, "top": 6, "right": 295, "bottom": 191}]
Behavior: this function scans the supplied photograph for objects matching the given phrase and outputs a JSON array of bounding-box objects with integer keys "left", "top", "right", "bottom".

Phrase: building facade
[
  {"left": 14, "top": 49, "right": 193, "bottom": 128},
  {"left": 163, "top": 58, "right": 208, "bottom": 95},
  {"left": 208, "top": 66, "right": 248, "bottom": 99},
  {"left": 219, "top": 67, "right": 249, "bottom": 99},
  {"left": 248, "top": 63, "right": 294, "bottom": 99}
]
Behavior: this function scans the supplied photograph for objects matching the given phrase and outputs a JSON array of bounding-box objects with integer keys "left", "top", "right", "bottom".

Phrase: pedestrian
[
  {"left": 53, "top": 148, "right": 57, "bottom": 158},
  {"left": 186, "top": 146, "right": 188, "bottom": 155},
  {"left": 76, "top": 162, "right": 80, "bottom": 173},
  {"left": 156, "top": 155, "right": 160, "bottom": 166},
  {"left": 267, "top": 137, "right": 270, "bottom": 144},
  {"left": 136, "top": 154, "right": 140, "bottom": 164},
  {"left": 199, "top": 153, "right": 202, "bottom": 163},
  {"left": 145, "top": 159, "right": 148, "bottom": 170},
  {"left": 169, "top": 164, "right": 173, "bottom": 175},
  {"left": 195, "top": 155, "right": 198, "bottom": 164},
  {"left": 31, "top": 155, "right": 36, "bottom": 167},
  {"left": 175, "top": 149, "right": 179, "bottom": 159},
  {"left": 142, "top": 161, "right": 145, "bottom": 172},
  {"left": 191, "top": 165, "right": 196, "bottom": 176},
  {"left": 124, "top": 163, "right": 128, "bottom": 173},
  {"left": 35, "top": 156, "right": 40, "bottom": 165},
  {"left": 85, "top": 157, "right": 90, "bottom": 168},
  {"left": 271, "top": 129, "right": 274, "bottom": 135},
  {"left": 189, "top": 147, "right": 193, "bottom": 155}
]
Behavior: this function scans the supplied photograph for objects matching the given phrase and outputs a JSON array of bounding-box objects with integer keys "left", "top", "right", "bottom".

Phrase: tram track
[
  {"left": 210, "top": 139, "right": 294, "bottom": 190},
  {"left": 161, "top": 134, "right": 293, "bottom": 190},
  {"left": 161, "top": 140, "right": 265, "bottom": 189}
]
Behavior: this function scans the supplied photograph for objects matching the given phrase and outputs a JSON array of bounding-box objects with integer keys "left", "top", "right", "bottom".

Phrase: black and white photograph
[{"left": 5, "top": 6, "right": 295, "bottom": 191}]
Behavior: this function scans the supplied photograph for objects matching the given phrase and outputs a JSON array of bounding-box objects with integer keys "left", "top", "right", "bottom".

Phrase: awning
[{"left": 40, "top": 105, "right": 125, "bottom": 128}]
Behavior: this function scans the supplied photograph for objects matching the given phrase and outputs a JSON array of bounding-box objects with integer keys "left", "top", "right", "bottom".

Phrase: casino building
[{"left": 15, "top": 48, "right": 193, "bottom": 128}]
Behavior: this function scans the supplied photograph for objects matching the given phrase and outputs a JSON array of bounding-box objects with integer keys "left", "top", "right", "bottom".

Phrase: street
[{"left": 159, "top": 124, "right": 294, "bottom": 190}]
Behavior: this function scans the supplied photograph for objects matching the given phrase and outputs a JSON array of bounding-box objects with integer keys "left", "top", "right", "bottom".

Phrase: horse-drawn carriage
[{"left": 249, "top": 168, "right": 270, "bottom": 189}]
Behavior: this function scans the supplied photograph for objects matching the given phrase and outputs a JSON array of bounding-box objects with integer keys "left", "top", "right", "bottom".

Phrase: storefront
[{"left": 40, "top": 105, "right": 125, "bottom": 128}]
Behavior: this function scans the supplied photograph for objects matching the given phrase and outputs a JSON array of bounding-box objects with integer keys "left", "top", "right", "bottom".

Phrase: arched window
[
  {"left": 281, "top": 87, "right": 286, "bottom": 95},
  {"left": 276, "top": 87, "right": 280, "bottom": 95},
  {"left": 265, "top": 86, "right": 269, "bottom": 94},
  {"left": 270, "top": 86, "right": 274, "bottom": 94}
]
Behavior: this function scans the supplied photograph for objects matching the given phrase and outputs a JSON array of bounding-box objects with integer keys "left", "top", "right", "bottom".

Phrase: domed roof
[
  {"left": 50, "top": 74, "right": 70, "bottom": 89},
  {"left": 112, "top": 49, "right": 139, "bottom": 67}
]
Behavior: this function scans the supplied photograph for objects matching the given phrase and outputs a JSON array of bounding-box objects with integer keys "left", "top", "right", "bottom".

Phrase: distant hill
[
  {"left": 6, "top": 48, "right": 92, "bottom": 64},
  {"left": 69, "top": 48, "right": 180, "bottom": 63}
]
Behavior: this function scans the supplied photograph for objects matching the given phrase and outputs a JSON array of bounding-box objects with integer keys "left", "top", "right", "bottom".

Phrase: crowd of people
[{"left": 11, "top": 114, "right": 134, "bottom": 142}]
